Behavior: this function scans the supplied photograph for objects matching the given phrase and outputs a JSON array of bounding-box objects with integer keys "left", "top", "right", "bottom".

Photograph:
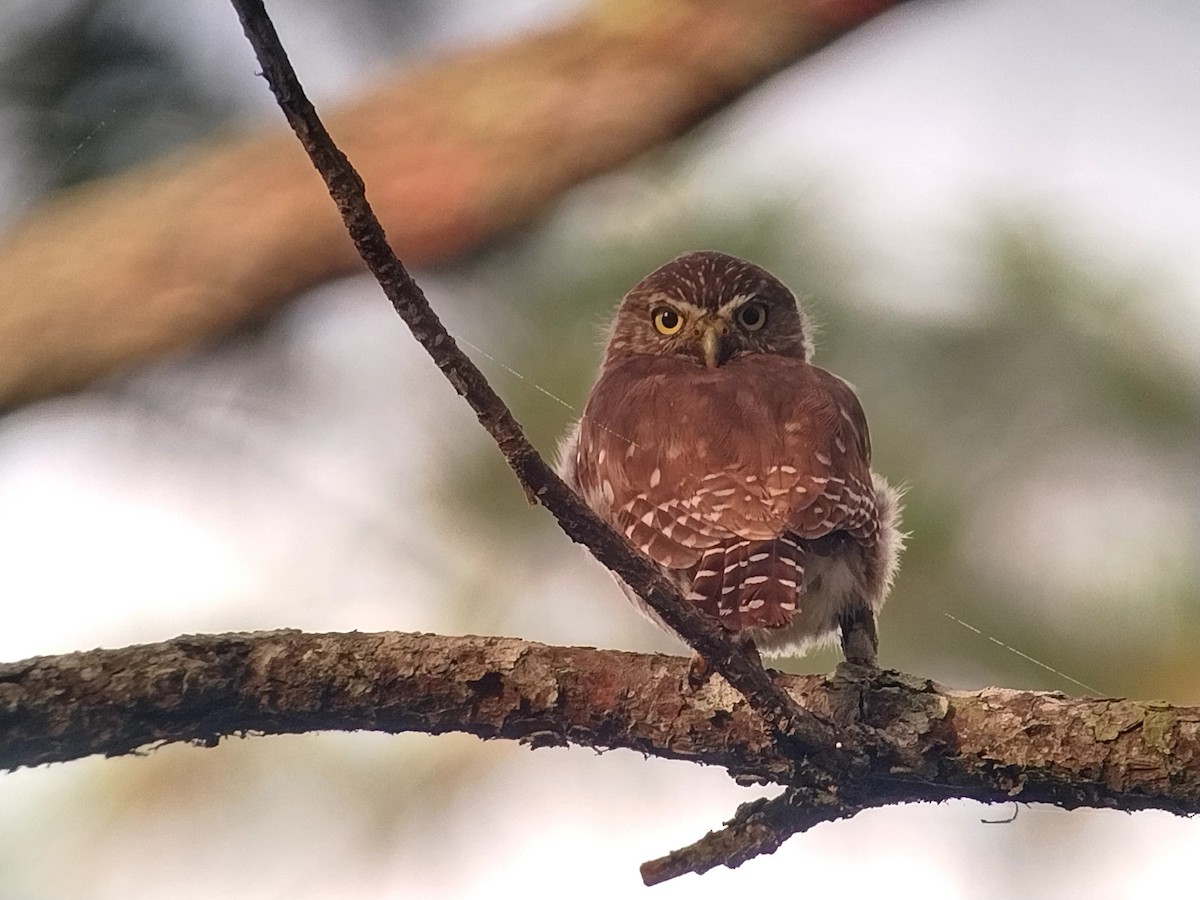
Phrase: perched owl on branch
[{"left": 559, "top": 251, "right": 902, "bottom": 672}]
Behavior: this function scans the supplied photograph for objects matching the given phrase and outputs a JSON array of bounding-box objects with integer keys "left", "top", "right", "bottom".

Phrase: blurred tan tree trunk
[{"left": 0, "top": 0, "right": 900, "bottom": 410}]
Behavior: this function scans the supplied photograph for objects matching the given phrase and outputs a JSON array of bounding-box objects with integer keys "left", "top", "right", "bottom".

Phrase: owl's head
[{"left": 603, "top": 251, "right": 813, "bottom": 368}]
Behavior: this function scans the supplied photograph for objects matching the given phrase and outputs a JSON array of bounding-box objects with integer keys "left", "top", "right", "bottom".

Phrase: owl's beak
[{"left": 698, "top": 320, "right": 728, "bottom": 368}]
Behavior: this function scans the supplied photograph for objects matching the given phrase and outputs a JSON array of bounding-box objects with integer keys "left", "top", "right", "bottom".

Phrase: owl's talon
[
  {"left": 687, "top": 635, "right": 769, "bottom": 689},
  {"left": 687, "top": 651, "right": 713, "bottom": 688},
  {"left": 734, "top": 632, "right": 764, "bottom": 670}
]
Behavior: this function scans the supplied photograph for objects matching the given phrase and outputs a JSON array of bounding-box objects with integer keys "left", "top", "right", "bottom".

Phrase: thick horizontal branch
[
  {"left": 0, "top": 0, "right": 901, "bottom": 409},
  {"left": 3, "top": 630, "right": 1198, "bottom": 823},
  {"left": 0, "top": 631, "right": 779, "bottom": 775}
]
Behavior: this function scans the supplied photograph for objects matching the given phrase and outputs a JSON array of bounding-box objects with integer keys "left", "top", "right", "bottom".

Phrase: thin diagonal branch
[{"left": 230, "top": 0, "right": 846, "bottom": 768}]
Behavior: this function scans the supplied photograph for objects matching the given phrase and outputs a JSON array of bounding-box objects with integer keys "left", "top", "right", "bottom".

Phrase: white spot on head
[
  {"left": 598, "top": 448, "right": 606, "bottom": 465},
  {"left": 649, "top": 467, "right": 661, "bottom": 488},
  {"left": 717, "top": 293, "right": 753, "bottom": 316}
]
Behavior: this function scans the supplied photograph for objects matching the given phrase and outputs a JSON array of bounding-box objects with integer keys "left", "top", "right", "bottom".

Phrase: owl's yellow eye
[
  {"left": 736, "top": 302, "right": 767, "bottom": 332},
  {"left": 652, "top": 307, "right": 683, "bottom": 335}
]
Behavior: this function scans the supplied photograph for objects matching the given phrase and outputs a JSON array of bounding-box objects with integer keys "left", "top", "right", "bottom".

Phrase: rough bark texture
[
  {"left": 0, "top": 0, "right": 901, "bottom": 409},
  {"left": 641, "top": 787, "right": 865, "bottom": 884},
  {"left": 3, "top": 630, "right": 1197, "bottom": 810},
  {"left": 8, "top": 629, "right": 1196, "bottom": 880}
]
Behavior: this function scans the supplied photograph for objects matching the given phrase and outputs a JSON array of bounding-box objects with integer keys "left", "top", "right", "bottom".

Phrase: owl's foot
[
  {"left": 838, "top": 603, "right": 878, "bottom": 667},
  {"left": 735, "top": 632, "right": 764, "bottom": 670},
  {"left": 688, "top": 634, "right": 767, "bottom": 687},
  {"left": 687, "top": 651, "right": 712, "bottom": 687}
]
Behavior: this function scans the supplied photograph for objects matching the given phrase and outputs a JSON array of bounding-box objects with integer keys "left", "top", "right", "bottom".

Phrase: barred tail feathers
[{"left": 687, "top": 537, "right": 803, "bottom": 630}]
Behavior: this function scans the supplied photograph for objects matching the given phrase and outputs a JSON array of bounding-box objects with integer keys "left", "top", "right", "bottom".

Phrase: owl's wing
[
  {"left": 778, "top": 368, "right": 879, "bottom": 544},
  {"left": 657, "top": 365, "right": 879, "bottom": 547},
  {"left": 572, "top": 360, "right": 733, "bottom": 570},
  {"left": 574, "top": 358, "right": 879, "bottom": 571}
]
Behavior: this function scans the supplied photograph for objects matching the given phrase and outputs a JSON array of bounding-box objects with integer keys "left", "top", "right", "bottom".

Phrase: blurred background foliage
[
  {"left": 0, "top": 1, "right": 1197, "bottom": 898},
  {"left": 1, "top": 0, "right": 231, "bottom": 193}
]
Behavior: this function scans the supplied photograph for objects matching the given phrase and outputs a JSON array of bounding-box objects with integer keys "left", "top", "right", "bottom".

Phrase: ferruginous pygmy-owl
[{"left": 558, "top": 251, "right": 902, "bottom": 669}]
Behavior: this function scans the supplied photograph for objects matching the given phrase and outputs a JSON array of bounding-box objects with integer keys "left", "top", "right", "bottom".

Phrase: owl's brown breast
[{"left": 574, "top": 351, "right": 878, "bottom": 581}]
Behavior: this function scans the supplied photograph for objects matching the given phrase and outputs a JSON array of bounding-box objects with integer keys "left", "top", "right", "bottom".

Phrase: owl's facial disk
[
  {"left": 651, "top": 297, "right": 763, "bottom": 368},
  {"left": 604, "top": 251, "right": 812, "bottom": 368}
]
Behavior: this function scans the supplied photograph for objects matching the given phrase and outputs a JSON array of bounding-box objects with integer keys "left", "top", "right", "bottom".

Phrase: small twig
[
  {"left": 228, "top": 0, "right": 846, "bottom": 767},
  {"left": 640, "top": 787, "right": 865, "bottom": 885},
  {"left": 981, "top": 803, "right": 1020, "bottom": 824}
]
